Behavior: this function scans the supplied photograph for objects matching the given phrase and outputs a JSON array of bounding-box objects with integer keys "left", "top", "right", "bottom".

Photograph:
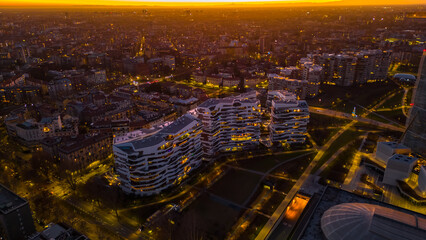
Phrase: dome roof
[
  {"left": 321, "top": 203, "right": 374, "bottom": 240},
  {"left": 321, "top": 203, "right": 426, "bottom": 240}
]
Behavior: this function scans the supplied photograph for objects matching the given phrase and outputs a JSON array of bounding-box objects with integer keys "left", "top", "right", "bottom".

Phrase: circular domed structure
[
  {"left": 321, "top": 202, "right": 426, "bottom": 240},
  {"left": 321, "top": 203, "right": 374, "bottom": 240}
]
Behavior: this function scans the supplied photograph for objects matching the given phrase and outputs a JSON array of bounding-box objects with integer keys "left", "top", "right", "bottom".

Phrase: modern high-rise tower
[{"left": 403, "top": 50, "right": 426, "bottom": 156}]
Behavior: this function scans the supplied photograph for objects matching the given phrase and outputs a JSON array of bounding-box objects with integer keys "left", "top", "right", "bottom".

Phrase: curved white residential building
[
  {"left": 196, "top": 91, "right": 261, "bottom": 156},
  {"left": 113, "top": 114, "right": 202, "bottom": 196},
  {"left": 268, "top": 91, "right": 309, "bottom": 145}
]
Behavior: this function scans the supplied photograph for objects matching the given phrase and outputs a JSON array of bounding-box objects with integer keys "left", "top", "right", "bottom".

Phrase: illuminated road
[
  {"left": 342, "top": 134, "right": 368, "bottom": 191},
  {"left": 309, "top": 106, "right": 405, "bottom": 132},
  {"left": 402, "top": 87, "right": 411, "bottom": 117},
  {"left": 255, "top": 120, "right": 356, "bottom": 240},
  {"left": 256, "top": 95, "right": 402, "bottom": 240},
  {"left": 313, "top": 144, "right": 350, "bottom": 176}
]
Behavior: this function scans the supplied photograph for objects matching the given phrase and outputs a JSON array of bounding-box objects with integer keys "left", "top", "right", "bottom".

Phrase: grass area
[
  {"left": 308, "top": 113, "right": 351, "bottom": 146},
  {"left": 232, "top": 151, "right": 310, "bottom": 173},
  {"left": 311, "top": 129, "right": 364, "bottom": 174},
  {"left": 271, "top": 153, "right": 316, "bottom": 179},
  {"left": 379, "top": 90, "right": 404, "bottom": 109},
  {"left": 308, "top": 81, "right": 400, "bottom": 112},
  {"left": 178, "top": 193, "right": 241, "bottom": 239},
  {"left": 259, "top": 192, "right": 285, "bottom": 216},
  {"left": 237, "top": 213, "right": 269, "bottom": 240},
  {"left": 273, "top": 179, "right": 296, "bottom": 193},
  {"left": 320, "top": 140, "right": 359, "bottom": 184},
  {"left": 367, "top": 113, "right": 392, "bottom": 124},
  {"left": 374, "top": 109, "right": 406, "bottom": 125},
  {"left": 209, "top": 169, "right": 261, "bottom": 206}
]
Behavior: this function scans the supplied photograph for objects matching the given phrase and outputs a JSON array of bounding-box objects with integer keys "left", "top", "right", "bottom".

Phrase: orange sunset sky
[{"left": 1, "top": 0, "right": 424, "bottom": 7}]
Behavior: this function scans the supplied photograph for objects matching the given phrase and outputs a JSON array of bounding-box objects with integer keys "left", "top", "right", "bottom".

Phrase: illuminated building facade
[
  {"left": 268, "top": 90, "right": 309, "bottom": 145},
  {"left": 196, "top": 91, "right": 261, "bottom": 156},
  {"left": 113, "top": 114, "right": 202, "bottom": 196},
  {"left": 355, "top": 49, "right": 391, "bottom": 84}
]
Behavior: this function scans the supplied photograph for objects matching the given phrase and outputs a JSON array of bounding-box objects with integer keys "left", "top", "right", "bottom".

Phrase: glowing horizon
[{"left": 1, "top": 0, "right": 424, "bottom": 7}]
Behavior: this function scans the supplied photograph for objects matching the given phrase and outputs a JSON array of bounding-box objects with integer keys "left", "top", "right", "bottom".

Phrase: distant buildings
[
  {"left": 403, "top": 50, "right": 426, "bottom": 156},
  {"left": 0, "top": 184, "right": 36, "bottom": 240},
  {"left": 42, "top": 134, "right": 112, "bottom": 170},
  {"left": 5, "top": 115, "right": 78, "bottom": 144},
  {"left": 309, "top": 50, "right": 391, "bottom": 86},
  {"left": 268, "top": 91, "right": 309, "bottom": 145},
  {"left": 355, "top": 50, "right": 391, "bottom": 84},
  {"left": 113, "top": 114, "right": 202, "bottom": 196},
  {"left": 196, "top": 91, "right": 261, "bottom": 156},
  {"left": 268, "top": 75, "right": 310, "bottom": 99}
]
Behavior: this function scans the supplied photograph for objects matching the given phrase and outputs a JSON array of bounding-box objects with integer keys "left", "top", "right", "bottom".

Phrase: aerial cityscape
[{"left": 0, "top": 1, "right": 425, "bottom": 240}]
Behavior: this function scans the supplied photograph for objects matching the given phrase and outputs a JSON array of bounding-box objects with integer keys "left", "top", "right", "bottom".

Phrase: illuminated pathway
[
  {"left": 255, "top": 120, "right": 356, "bottom": 240},
  {"left": 342, "top": 134, "right": 368, "bottom": 191},
  {"left": 256, "top": 93, "right": 405, "bottom": 239}
]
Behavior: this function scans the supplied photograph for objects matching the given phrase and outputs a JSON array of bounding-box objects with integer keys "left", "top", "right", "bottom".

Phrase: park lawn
[
  {"left": 209, "top": 169, "right": 261, "bottom": 206},
  {"left": 311, "top": 129, "right": 364, "bottom": 174},
  {"left": 320, "top": 142, "right": 358, "bottom": 184},
  {"left": 237, "top": 213, "right": 269, "bottom": 240},
  {"left": 379, "top": 90, "right": 404, "bottom": 109},
  {"left": 234, "top": 151, "right": 310, "bottom": 173},
  {"left": 259, "top": 192, "right": 285, "bottom": 216},
  {"left": 308, "top": 113, "right": 351, "bottom": 146},
  {"left": 374, "top": 109, "right": 406, "bottom": 125},
  {"left": 273, "top": 179, "right": 296, "bottom": 194},
  {"left": 271, "top": 152, "right": 316, "bottom": 179},
  {"left": 308, "top": 81, "right": 399, "bottom": 112},
  {"left": 179, "top": 193, "right": 241, "bottom": 239}
]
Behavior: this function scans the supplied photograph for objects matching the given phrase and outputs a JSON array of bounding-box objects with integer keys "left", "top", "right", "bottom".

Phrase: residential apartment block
[
  {"left": 196, "top": 91, "right": 261, "bottom": 156},
  {"left": 113, "top": 114, "right": 202, "bottom": 196},
  {"left": 268, "top": 91, "right": 310, "bottom": 145}
]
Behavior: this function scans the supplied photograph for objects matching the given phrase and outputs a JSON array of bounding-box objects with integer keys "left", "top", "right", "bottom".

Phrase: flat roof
[
  {"left": 293, "top": 187, "right": 426, "bottom": 240},
  {"left": 378, "top": 141, "right": 410, "bottom": 150},
  {"left": 0, "top": 184, "right": 28, "bottom": 214}
]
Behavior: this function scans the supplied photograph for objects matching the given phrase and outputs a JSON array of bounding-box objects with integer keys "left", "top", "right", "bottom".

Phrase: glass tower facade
[{"left": 403, "top": 50, "right": 426, "bottom": 156}]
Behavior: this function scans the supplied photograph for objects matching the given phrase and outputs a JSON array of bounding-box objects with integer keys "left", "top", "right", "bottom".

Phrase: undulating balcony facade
[
  {"left": 196, "top": 91, "right": 261, "bottom": 157},
  {"left": 268, "top": 91, "right": 309, "bottom": 145},
  {"left": 113, "top": 114, "right": 202, "bottom": 196}
]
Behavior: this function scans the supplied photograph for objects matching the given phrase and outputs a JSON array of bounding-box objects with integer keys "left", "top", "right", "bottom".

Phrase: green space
[
  {"left": 308, "top": 81, "right": 400, "bottom": 114},
  {"left": 320, "top": 140, "right": 358, "bottom": 184},
  {"left": 271, "top": 152, "right": 316, "bottom": 179},
  {"left": 366, "top": 112, "right": 393, "bottom": 124},
  {"left": 232, "top": 151, "right": 311, "bottom": 173},
  {"left": 273, "top": 179, "right": 296, "bottom": 193},
  {"left": 311, "top": 129, "right": 364, "bottom": 173},
  {"left": 374, "top": 109, "right": 406, "bottom": 125},
  {"left": 177, "top": 193, "right": 241, "bottom": 239},
  {"left": 308, "top": 113, "right": 351, "bottom": 146},
  {"left": 379, "top": 90, "right": 404, "bottom": 109},
  {"left": 259, "top": 192, "right": 285, "bottom": 216},
  {"left": 209, "top": 169, "right": 261, "bottom": 206},
  {"left": 237, "top": 213, "right": 269, "bottom": 240}
]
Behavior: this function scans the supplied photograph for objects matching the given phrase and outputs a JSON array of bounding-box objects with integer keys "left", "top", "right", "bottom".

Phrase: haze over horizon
[{"left": 1, "top": 0, "right": 425, "bottom": 7}]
